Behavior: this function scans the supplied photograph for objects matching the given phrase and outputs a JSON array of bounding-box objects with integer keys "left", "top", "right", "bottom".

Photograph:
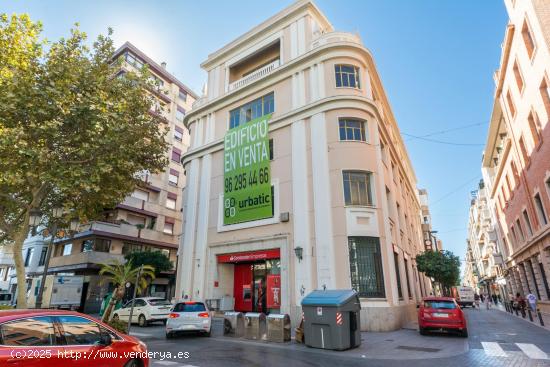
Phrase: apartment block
[
  {"left": 176, "top": 0, "right": 431, "bottom": 331},
  {"left": 31, "top": 42, "right": 198, "bottom": 313},
  {"left": 482, "top": 0, "right": 550, "bottom": 317}
]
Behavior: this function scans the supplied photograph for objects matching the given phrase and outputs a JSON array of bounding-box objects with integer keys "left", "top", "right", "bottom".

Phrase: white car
[
  {"left": 166, "top": 301, "right": 212, "bottom": 338},
  {"left": 113, "top": 297, "right": 172, "bottom": 326}
]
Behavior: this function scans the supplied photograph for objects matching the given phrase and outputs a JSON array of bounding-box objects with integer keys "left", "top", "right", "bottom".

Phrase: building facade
[
  {"left": 176, "top": 0, "right": 431, "bottom": 331},
  {"left": 482, "top": 0, "right": 550, "bottom": 318},
  {"left": 418, "top": 188, "right": 441, "bottom": 252},
  {"left": 0, "top": 245, "right": 14, "bottom": 293},
  {"left": 463, "top": 181, "right": 507, "bottom": 299},
  {"left": 40, "top": 42, "right": 197, "bottom": 313}
]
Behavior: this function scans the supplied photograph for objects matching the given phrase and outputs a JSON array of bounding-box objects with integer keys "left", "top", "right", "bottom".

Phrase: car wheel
[
  {"left": 461, "top": 329, "right": 468, "bottom": 338},
  {"left": 162, "top": 319, "right": 167, "bottom": 325},
  {"left": 138, "top": 314, "right": 147, "bottom": 327},
  {"left": 419, "top": 327, "right": 428, "bottom": 336},
  {"left": 166, "top": 332, "right": 174, "bottom": 339},
  {"left": 124, "top": 359, "right": 141, "bottom": 367},
  {"left": 204, "top": 329, "right": 211, "bottom": 337},
  {"left": 113, "top": 314, "right": 120, "bottom": 322}
]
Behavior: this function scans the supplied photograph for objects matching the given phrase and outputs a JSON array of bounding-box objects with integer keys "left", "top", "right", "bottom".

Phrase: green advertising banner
[{"left": 223, "top": 114, "right": 272, "bottom": 225}]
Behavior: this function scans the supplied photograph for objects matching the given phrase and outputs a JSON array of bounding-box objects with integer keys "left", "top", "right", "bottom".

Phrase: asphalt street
[{"left": 132, "top": 307, "right": 550, "bottom": 367}]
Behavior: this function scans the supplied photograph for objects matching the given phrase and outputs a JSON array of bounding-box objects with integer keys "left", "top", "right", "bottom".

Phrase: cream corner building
[{"left": 176, "top": 0, "right": 432, "bottom": 331}]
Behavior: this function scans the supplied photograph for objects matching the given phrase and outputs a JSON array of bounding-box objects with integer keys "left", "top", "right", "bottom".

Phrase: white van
[{"left": 456, "top": 286, "right": 475, "bottom": 307}]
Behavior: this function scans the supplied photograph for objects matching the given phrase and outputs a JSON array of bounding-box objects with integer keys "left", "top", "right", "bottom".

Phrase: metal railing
[{"left": 228, "top": 59, "right": 280, "bottom": 91}]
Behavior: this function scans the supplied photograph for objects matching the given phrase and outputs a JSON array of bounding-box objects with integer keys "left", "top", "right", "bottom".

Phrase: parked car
[
  {"left": 418, "top": 297, "right": 468, "bottom": 337},
  {"left": 113, "top": 297, "right": 172, "bottom": 326},
  {"left": 166, "top": 301, "right": 212, "bottom": 338},
  {"left": 0, "top": 293, "right": 12, "bottom": 307},
  {"left": 0, "top": 309, "right": 148, "bottom": 367},
  {"left": 452, "top": 286, "right": 475, "bottom": 308}
]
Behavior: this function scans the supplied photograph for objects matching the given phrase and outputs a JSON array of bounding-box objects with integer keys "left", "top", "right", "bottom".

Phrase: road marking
[
  {"left": 516, "top": 343, "right": 549, "bottom": 360},
  {"left": 481, "top": 342, "right": 507, "bottom": 357}
]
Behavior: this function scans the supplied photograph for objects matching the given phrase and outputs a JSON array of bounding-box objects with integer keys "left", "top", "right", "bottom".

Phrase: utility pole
[{"left": 127, "top": 264, "right": 143, "bottom": 334}]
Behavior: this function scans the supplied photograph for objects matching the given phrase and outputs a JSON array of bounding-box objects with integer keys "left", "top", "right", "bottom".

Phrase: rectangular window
[
  {"left": 394, "top": 252, "right": 403, "bottom": 300},
  {"left": 522, "top": 18, "right": 536, "bottom": 59},
  {"left": 229, "top": 92, "right": 274, "bottom": 129},
  {"left": 519, "top": 136, "right": 529, "bottom": 164},
  {"left": 163, "top": 221, "right": 174, "bottom": 235},
  {"left": 534, "top": 193, "right": 548, "bottom": 225},
  {"left": 178, "top": 91, "right": 187, "bottom": 102},
  {"left": 523, "top": 210, "right": 533, "bottom": 237},
  {"left": 335, "top": 64, "right": 361, "bottom": 88},
  {"left": 174, "top": 126, "right": 184, "bottom": 142},
  {"left": 528, "top": 111, "right": 542, "bottom": 147},
  {"left": 343, "top": 171, "right": 373, "bottom": 206},
  {"left": 169, "top": 169, "right": 179, "bottom": 186},
  {"left": 171, "top": 147, "right": 181, "bottom": 163},
  {"left": 24, "top": 248, "right": 33, "bottom": 267},
  {"left": 348, "top": 236, "right": 385, "bottom": 298},
  {"left": 513, "top": 60, "right": 524, "bottom": 92},
  {"left": 131, "top": 189, "right": 149, "bottom": 201},
  {"left": 511, "top": 160, "right": 519, "bottom": 183},
  {"left": 404, "top": 258, "right": 412, "bottom": 299},
  {"left": 506, "top": 90, "right": 516, "bottom": 117},
  {"left": 166, "top": 197, "right": 177, "bottom": 210},
  {"left": 125, "top": 52, "right": 144, "bottom": 69},
  {"left": 540, "top": 77, "right": 550, "bottom": 121},
  {"left": 510, "top": 226, "right": 517, "bottom": 245},
  {"left": 62, "top": 243, "right": 72, "bottom": 256},
  {"left": 176, "top": 107, "right": 185, "bottom": 122},
  {"left": 38, "top": 247, "right": 47, "bottom": 266},
  {"left": 516, "top": 219, "right": 525, "bottom": 242},
  {"left": 339, "top": 118, "right": 367, "bottom": 142}
]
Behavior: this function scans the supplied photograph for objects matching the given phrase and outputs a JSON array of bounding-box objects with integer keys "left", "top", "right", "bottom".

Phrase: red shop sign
[{"left": 217, "top": 248, "right": 280, "bottom": 263}]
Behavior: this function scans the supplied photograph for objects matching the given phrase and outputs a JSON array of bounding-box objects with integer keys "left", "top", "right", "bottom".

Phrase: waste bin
[
  {"left": 301, "top": 289, "right": 361, "bottom": 351},
  {"left": 244, "top": 312, "right": 267, "bottom": 340},
  {"left": 267, "top": 314, "right": 291, "bottom": 342},
  {"left": 223, "top": 312, "right": 244, "bottom": 337}
]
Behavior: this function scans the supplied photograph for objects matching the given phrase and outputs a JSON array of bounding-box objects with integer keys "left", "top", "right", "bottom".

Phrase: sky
[{"left": 1, "top": 0, "right": 509, "bottom": 266}]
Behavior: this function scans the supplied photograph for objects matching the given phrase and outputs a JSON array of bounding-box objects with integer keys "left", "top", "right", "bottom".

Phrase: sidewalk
[{"left": 493, "top": 302, "right": 550, "bottom": 332}]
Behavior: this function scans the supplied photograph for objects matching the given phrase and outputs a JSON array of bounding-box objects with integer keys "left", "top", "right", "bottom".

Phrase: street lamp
[
  {"left": 29, "top": 209, "right": 43, "bottom": 227},
  {"left": 294, "top": 246, "right": 303, "bottom": 262},
  {"left": 35, "top": 208, "right": 64, "bottom": 309}
]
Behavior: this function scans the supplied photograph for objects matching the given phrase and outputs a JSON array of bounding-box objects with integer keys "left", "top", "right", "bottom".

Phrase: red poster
[{"left": 266, "top": 274, "right": 281, "bottom": 309}]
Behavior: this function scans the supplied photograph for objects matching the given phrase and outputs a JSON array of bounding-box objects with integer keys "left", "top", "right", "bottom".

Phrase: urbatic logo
[{"left": 224, "top": 197, "right": 236, "bottom": 218}]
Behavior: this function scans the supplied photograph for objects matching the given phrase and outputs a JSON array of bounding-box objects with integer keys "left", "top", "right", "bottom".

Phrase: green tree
[
  {"left": 124, "top": 250, "right": 173, "bottom": 275},
  {"left": 99, "top": 260, "right": 155, "bottom": 322},
  {"left": 416, "top": 250, "right": 461, "bottom": 296},
  {"left": 0, "top": 14, "right": 168, "bottom": 308}
]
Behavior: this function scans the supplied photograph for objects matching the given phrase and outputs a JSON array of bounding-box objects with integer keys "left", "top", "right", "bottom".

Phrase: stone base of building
[{"left": 359, "top": 303, "right": 417, "bottom": 332}]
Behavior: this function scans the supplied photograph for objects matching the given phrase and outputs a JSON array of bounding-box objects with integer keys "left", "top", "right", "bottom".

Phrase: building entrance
[{"left": 217, "top": 249, "right": 281, "bottom": 314}]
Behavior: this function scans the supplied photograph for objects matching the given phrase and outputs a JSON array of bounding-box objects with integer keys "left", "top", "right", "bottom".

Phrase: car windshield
[
  {"left": 0, "top": 294, "right": 11, "bottom": 301},
  {"left": 173, "top": 302, "right": 206, "bottom": 312},
  {"left": 148, "top": 299, "right": 171, "bottom": 306},
  {"left": 424, "top": 300, "right": 456, "bottom": 309}
]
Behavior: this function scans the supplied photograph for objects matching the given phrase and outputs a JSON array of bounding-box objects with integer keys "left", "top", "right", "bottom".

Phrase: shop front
[{"left": 217, "top": 248, "right": 281, "bottom": 314}]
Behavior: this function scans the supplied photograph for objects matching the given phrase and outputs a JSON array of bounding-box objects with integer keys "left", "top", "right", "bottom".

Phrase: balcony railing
[
  {"left": 311, "top": 31, "right": 361, "bottom": 49},
  {"left": 228, "top": 59, "right": 280, "bottom": 91}
]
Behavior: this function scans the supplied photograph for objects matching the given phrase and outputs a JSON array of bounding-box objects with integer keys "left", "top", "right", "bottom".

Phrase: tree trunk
[
  {"left": 13, "top": 212, "right": 30, "bottom": 309},
  {"left": 101, "top": 285, "right": 125, "bottom": 323}
]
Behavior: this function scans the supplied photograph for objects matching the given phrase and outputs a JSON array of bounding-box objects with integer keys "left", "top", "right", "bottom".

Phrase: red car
[
  {"left": 418, "top": 297, "right": 468, "bottom": 337},
  {"left": 0, "top": 309, "right": 148, "bottom": 367}
]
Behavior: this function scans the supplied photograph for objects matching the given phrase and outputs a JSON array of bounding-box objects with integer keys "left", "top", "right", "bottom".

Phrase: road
[{"left": 130, "top": 307, "right": 550, "bottom": 367}]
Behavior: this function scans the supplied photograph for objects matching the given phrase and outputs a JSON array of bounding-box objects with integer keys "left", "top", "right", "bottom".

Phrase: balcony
[
  {"left": 228, "top": 59, "right": 280, "bottom": 91},
  {"left": 311, "top": 31, "right": 361, "bottom": 49},
  {"left": 49, "top": 250, "right": 124, "bottom": 270}
]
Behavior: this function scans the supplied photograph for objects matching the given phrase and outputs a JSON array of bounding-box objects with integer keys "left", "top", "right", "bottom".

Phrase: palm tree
[{"left": 99, "top": 259, "right": 155, "bottom": 323}]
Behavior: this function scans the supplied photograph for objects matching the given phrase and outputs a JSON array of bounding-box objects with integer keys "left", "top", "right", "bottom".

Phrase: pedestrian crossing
[{"left": 479, "top": 342, "right": 549, "bottom": 360}]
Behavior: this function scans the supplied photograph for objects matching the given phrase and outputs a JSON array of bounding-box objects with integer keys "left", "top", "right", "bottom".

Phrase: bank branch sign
[{"left": 223, "top": 114, "right": 272, "bottom": 225}]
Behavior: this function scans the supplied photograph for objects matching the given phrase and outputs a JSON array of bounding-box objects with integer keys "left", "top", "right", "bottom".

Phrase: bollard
[
  {"left": 538, "top": 309, "right": 545, "bottom": 326},
  {"left": 528, "top": 308, "right": 534, "bottom": 322}
]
